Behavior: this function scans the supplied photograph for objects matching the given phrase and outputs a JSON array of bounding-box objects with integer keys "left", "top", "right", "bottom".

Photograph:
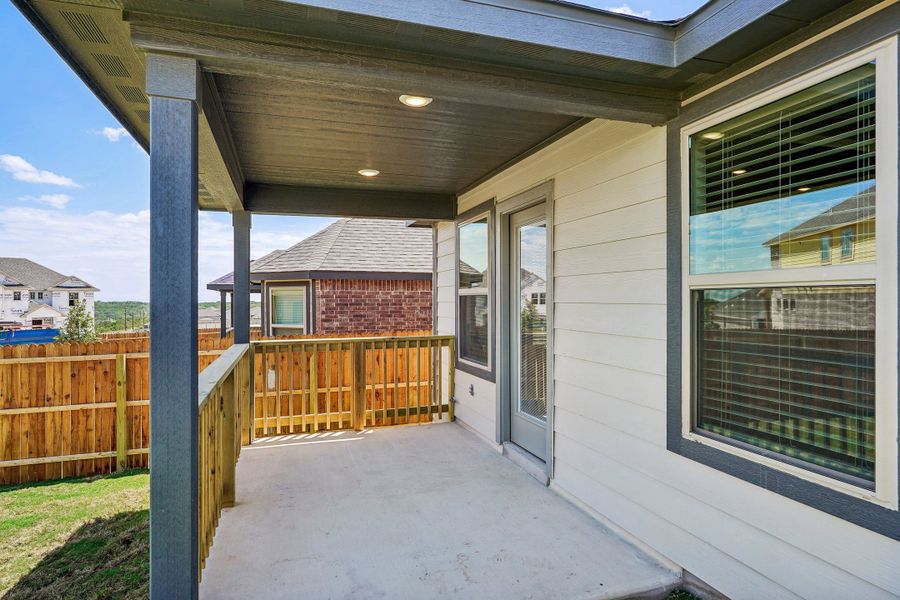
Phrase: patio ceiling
[{"left": 17, "top": 0, "right": 855, "bottom": 218}]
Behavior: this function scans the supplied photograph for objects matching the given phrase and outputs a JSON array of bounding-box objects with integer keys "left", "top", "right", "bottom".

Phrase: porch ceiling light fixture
[
  {"left": 399, "top": 94, "right": 433, "bottom": 108},
  {"left": 701, "top": 131, "right": 725, "bottom": 140},
  {"left": 358, "top": 169, "right": 380, "bottom": 177},
  {"left": 797, "top": 186, "right": 812, "bottom": 192},
  {"left": 732, "top": 169, "right": 747, "bottom": 175}
]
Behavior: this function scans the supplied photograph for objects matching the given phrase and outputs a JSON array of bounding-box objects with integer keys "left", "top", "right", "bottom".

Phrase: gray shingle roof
[
  {"left": 207, "top": 250, "right": 284, "bottom": 288},
  {"left": 764, "top": 185, "right": 875, "bottom": 246},
  {"left": 0, "top": 258, "right": 97, "bottom": 291},
  {"left": 208, "top": 219, "right": 432, "bottom": 288},
  {"left": 252, "top": 219, "right": 432, "bottom": 274}
]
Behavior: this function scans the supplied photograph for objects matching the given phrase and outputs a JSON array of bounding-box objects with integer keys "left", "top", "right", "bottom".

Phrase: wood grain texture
[{"left": 149, "top": 94, "right": 200, "bottom": 599}]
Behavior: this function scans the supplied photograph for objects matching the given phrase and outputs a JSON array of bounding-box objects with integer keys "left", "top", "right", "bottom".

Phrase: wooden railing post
[
  {"left": 221, "top": 371, "right": 236, "bottom": 507},
  {"left": 448, "top": 338, "right": 456, "bottom": 422},
  {"left": 115, "top": 353, "right": 128, "bottom": 471},
  {"left": 352, "top": 342, "right": 366, "bottom": 431}
]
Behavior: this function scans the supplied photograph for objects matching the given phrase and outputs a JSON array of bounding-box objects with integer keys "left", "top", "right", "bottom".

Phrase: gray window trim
[
  {"left": 667, "top": 22, "right": 900, "bottom": 541},
  {"left": 455, "top": 198, "right": 497, "bottom": 382}
]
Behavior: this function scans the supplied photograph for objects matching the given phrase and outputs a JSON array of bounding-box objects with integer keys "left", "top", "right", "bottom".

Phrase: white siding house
[
  {"left": 0, "top": 258, "right": 98, "bottom": 330},
  {"left": 439, "top": 36, "right": 900, "bottom": 598}
]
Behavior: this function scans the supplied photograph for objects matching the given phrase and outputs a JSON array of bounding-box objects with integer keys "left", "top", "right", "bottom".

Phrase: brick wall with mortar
[{"left": 314, "top": 279, "right": 432, "bottom": 334}]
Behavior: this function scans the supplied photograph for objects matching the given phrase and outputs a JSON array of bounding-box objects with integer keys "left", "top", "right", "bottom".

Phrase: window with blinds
[
  {"left": 687, "top": 61, "right": 881, "bottom": 486},
  {"left": 689, "top": 63, "right": 875, "bottom": 275},
  {"left": 696, "top": 286, "right": 876, "bottom": 484},
  {"left": 271, "top": 288, "right": 305, "bottom": 330}
]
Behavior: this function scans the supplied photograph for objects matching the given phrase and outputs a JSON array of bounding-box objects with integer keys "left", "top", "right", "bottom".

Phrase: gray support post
[
  {"left": 219, "top": 290, "right": 228, "bottom": 338},
  {"left": 147, "top": 54, "right": 201, "bottom": 600},
  {"left": 233, "top": 210, "right": 251, "bottom": 344}
]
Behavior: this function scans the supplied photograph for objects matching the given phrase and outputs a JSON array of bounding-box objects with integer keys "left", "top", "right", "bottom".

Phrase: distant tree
[
  {"left": 56, "top": 300, "right": 99, "bottom": 343},
  {"left": 521, "top": 299, "right": 540, "bottom": 331}
]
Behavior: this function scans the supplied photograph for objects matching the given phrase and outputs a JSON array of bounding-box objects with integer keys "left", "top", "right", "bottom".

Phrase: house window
[
  {"left": 531, "top": 292, "right": 546, "bottom": 305},
  {"left": 684, "top": 52, "right": 896, "bottom": 502},
  {"left": 12, "top": 292, "right": 20, "bottom": 301},
  {"left": 820, "top": 235, "right": 831, "bottom": 263},
  {"left": 458, "top": 214, "right": 491, "bottom": 368},
  {"left": 69, "top": 292, "right": 79, "bottom": 306},
  {"left": 37, "top": 292, "right": 43, "bottom": 300},
  {"left": 841, "top": 228, "right": 854, "bottom": 258},
  {"left": 269, "top": 287, "right": 306, "bottom": 336},
  {"left": 29, "top": 292, "right": 35, "bottom": 300}
]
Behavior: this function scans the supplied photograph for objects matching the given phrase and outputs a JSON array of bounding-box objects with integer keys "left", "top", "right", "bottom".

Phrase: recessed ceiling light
[
  {"left": 732, "top": 169, "right": 747, "bottom": 175},
  {"left": 701, "top": 131, "right": 725, "bottom": 140},
  {"left": 797, "top": 186, "right": 812, "bottom": 192},
  {"left": 399, "top": 94, "right": 433, "bottom": 108},
  {"left": 358, "top": 169, "right": 380, "bottom": 177}
]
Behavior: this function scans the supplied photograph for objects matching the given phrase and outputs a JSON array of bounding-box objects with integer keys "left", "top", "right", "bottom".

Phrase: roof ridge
[{"left": 316, "top": 218, "right": 352, "bottom": 269}]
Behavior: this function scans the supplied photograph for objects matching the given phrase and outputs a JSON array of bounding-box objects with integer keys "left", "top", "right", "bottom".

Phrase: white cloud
[
  {"left": 0, "top": 154, "right": 80, "bottom": 187},
  {"left": 603, "top": 4, "right": 651, "bottom": 18},
  {"left": 96, "top": 126, "right": 130, "bottom": 142},
  {"left": 19, "top": 194, "right": 72, "bottom": 209},
  {"left": 0, "top": 205, "right": 330, "bottom": 302}
]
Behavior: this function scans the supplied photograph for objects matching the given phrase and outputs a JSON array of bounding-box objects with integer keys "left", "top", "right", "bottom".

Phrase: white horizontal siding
[
  {"left": 454, "top": 119, "right": 900, "bottom": 598},
  {"left": 434, "top": 222, "right": 455, "bottom": 337}
]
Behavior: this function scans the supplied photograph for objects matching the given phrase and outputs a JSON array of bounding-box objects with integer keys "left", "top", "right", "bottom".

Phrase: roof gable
[{"left": 764, "top": 186, "right": 876, "bottom": 246}]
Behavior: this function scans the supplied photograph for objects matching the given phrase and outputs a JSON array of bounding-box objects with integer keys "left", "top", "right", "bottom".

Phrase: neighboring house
[
  {"left": 208, "top": 219, "right": 432, "bottom": 336},
  {"left": 764, "top": 186, "right": 876, "bottom": 268},
  {"left": 0, "top": 258, "right": 98, "bottom": 330},
  {"left": 519, "top": 268, "right": 547, "bottom": 317}
]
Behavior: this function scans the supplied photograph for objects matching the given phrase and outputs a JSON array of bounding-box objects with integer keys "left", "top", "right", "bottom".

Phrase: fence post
[
  {"left": 447, "top": 338, "right": 456, "bottom": 422},
  {"left": 221, "top": 371, "right": 236, "bottom": 507},
  {"left": 115, "top": 354, "right": 128, "bottom": 471},
  {"left": 352, "top": 342, "right": 366, "bottom": 431}
]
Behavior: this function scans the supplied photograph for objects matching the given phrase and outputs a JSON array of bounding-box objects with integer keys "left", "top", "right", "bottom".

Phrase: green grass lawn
[{"left": 0, "top": 469, "right": 149, "bottom": 599}]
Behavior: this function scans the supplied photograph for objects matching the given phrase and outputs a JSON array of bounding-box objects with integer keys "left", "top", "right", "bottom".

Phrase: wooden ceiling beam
[
  {"left": 245, "top": 183, "right": 456, "bottom": 221},
  {"left": 199, "top": 72, "right": 244, "bottom": 212},
  {"left": 128, "top": 17, "right": 680, "bottom": 124}
]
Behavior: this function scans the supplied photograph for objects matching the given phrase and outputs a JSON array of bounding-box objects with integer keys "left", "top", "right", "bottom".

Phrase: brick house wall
[{"left": 314, "top": 279, "right": 432, "bottom": 334}]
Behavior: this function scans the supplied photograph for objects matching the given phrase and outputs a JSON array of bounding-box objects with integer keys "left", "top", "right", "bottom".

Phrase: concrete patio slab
[{"left": 200, "top": 423, "right": 679, "bottom": 600}]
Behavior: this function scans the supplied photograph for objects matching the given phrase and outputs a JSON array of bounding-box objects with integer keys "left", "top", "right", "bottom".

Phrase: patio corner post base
[
  {"left": 147, "top": 53, "right": 201, "bottom": 600},
  {"left": 232, "top": 210, "right": 251, "bottom": 345}
]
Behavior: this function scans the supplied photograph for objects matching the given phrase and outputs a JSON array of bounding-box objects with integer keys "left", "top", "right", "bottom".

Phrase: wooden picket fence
[
  {"left": 252, "top": 335, "right": 455, "bottom": 437},
  {"left": 0, "top": 330, "right": 432, "bottom": 485}
]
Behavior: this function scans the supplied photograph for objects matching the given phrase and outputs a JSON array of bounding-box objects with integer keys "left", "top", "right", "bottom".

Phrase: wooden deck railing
[
  {"left": 251, "top": 335, "right": 455, "bottom": 437},
  {"left": 197, "top": 343, "right": 251, "bottom": 576}
]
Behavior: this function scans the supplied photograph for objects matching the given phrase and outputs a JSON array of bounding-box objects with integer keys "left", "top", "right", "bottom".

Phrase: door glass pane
[
  {"left": 518, "top": 222, "right": 547, "bottom": 422},
  {"left": 695, "top": 285, "right": 875, "bottom": 483}
]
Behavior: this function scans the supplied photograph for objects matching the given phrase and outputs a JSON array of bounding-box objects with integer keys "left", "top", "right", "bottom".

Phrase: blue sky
[
  {"left": 575, "top": 1, "right": 709, "bottom": 20},
  {"left": 0, "top": 2, "right": 333, "bottom": 301},
  {"left": 0, "top": 1, "right": 701, "bottom": 302},
  {"left": 690, "top": 181, "right": 873, "bottom": 274}
]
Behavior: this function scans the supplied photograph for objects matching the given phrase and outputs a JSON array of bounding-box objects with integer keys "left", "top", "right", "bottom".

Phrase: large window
[
  {"left": 270, "top": 287, "right": 306, "bottom": 337},
  {"left": 683, "top": 49, "right": 897, "bottom": 503},
  {"left": 458, "top": 215, "right": 491, "bottom": 368}
]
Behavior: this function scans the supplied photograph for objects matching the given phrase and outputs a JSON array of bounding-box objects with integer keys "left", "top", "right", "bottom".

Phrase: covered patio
[
  {"left": 200, "top": 423, "right": 679, "bottom": 600},
  {"left": 12, "top": 0, "right": 864, "bottom": 597}
]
